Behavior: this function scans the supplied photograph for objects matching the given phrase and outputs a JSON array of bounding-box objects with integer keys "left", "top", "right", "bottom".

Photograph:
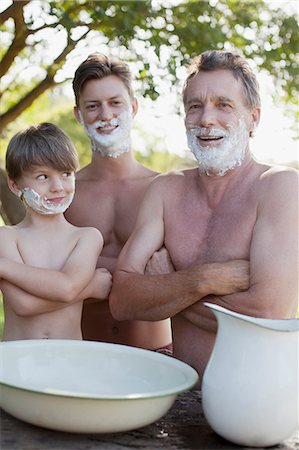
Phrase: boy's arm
[
  {"left": 1, "top": 267, "right": 111, "bottom": 316},
  {"left": 0, "top": 228, "right": 103, "bottom": 302}
]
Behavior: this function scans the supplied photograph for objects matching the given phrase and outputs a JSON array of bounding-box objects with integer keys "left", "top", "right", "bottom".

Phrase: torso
[
  {"left": 65, "top": 162, "right": 172, "bottom": 349},
  {"left": 2, "top": 222, "right": 84, "bottom": 340},
  {"left": 161, "top": 159, "right": 272, "bottom": 376}
]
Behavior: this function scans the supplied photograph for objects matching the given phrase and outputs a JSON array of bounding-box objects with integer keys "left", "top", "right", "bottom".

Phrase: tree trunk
[{"left": 0, "top": 167, "right": 25, "bottom": 225}]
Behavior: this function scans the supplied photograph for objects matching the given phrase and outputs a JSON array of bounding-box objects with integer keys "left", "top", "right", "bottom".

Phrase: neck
[
  {"left": 23, "top": 209, "right": 68, "bottom": 230},
  {"left": 88, "top": 150, "right": 151, "bottom": 180},
  {"left": 197, "top": 152, "right": 255, "bottom": 206}
]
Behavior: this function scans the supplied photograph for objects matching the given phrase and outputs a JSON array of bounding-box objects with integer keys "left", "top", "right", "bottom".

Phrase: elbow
[{"left": 56, "top": 283, "right": 78, "bottom": 303}]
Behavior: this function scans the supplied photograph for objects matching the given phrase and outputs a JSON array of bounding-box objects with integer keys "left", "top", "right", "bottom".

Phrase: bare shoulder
[
  {"left": 260, "top": 164, "right": 298, "bottom": 194},
  {"left": 0, "top": 224, "right": 21, "bottom": 257},
  {"left": 150, "top": 168, "right": 196, "bottom": 192},
  {"left": 72, "top": 225, "right": 103, "bottom": 245},
  {"left": 256, "top": 165, "right": 298, "bottom": 213},
  {"left": 0, "top": 224, "right": 19, "bottom": 240}
]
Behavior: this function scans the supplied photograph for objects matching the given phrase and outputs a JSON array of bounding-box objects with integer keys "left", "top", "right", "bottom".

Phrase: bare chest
[
  {"left": 66, "top": 179, "right": 150, "bottom": 256},
  {"left": 17, "top": 231, "right": 78, "bottom": 270},
  {"left": 164, "top": 189, "right": 258, "bottom": 269}
]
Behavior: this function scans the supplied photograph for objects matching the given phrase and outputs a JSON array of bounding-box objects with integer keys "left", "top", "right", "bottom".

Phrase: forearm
[
  {"left": 182, "top": 282, "right": 298, "bottom": 330},
  {"left": 1, "top": 281, "right": 69, "bottom": 317},
  {"left": 110, "top": 260, "right": 249, "bottom": 321},
  {"left": 0, "top": 258, "right": 91, "bottom": 302},
  {"left": 110, "top": 265, "right": 217, "bottom": 321}
]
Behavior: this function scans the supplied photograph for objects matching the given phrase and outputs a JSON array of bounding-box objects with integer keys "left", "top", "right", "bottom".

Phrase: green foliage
[
  {"left": 0, "top": 91, "right": 194, "bottom": 173},
  {"left": 1, "top": 0, "right": 298, "bottom": 133}
]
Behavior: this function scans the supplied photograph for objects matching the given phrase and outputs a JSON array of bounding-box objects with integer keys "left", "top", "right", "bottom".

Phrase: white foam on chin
[
  {"left": 186, "top": 119, "right": 248, "bottom": 176},
  {"left": 79, "top": 110, "right": 132, "bottom": 158},
  {"left": 21, "top": 188, "right": 74, "bottom": 215}
]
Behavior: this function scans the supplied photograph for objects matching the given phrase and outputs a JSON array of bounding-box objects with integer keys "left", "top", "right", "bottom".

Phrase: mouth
[
  {"left": 197, "top": 135, "right": 225, "bottom": 146},
  {"left": 45, "top": 197, "right": 66, "bottom": 204},
  {"left": 96, "top": 125, "right": 118, "bottom": 135}
]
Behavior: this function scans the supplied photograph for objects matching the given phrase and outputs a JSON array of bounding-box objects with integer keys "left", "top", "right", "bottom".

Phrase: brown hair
[
  {"left": 6, "top": 123, "right": 79, "bottom": 180},
  {"left": 73, "top": 53, "right": 134, "bottom": 105},
  {"left": 183, "top": 50, "right": 261, "bottom": 110}
]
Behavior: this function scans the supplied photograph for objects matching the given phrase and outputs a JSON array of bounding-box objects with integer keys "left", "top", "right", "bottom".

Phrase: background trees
[{"left": 0, "top": 0, "right": 298, "bottom": 224}]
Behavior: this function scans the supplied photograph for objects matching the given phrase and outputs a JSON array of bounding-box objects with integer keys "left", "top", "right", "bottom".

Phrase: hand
[
  {"left": 97, "top": 268, "right": 113, "bottom": 299},
  {"left": 145, "top": 247, "right": 175, "bottom": 275},
  {"left": 201, "top": 260, "right": 250, "bottom": 297},
  {"left": 86, "top": 268, "right": 112, "bottom": 300}
]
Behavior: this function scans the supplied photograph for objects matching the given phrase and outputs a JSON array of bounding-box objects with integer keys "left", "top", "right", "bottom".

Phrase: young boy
[{"left": 0, "top": 122, "right": 112, "bottom": 341}]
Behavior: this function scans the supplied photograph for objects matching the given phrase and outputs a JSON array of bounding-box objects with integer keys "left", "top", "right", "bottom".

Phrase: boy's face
[
  {"left": 73, "top": 75, "right": 138, "bottom": 158},
  {"left": 11, "top": 165, "right": 75, "bottom": 215}
]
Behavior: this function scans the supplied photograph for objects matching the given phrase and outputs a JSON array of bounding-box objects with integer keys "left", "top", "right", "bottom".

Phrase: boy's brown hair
[{"left": 6, "top": 122, "right": 79, "bottom": 180}]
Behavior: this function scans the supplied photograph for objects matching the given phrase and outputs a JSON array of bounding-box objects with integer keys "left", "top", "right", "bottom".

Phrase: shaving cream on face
[
  {"left": 78, "top": 109, "right": 133, "bottom": 158},
  {"left": 186, "top": 118, "right": 249, "bottom": 176},
  {"left": 20, "top": 188, "right": 74, "bottom": 215}
]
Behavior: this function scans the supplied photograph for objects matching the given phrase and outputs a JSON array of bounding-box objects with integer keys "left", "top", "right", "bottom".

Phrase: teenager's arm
[{"left": 0, "top": 228, "right": 103, "bottom": 302}]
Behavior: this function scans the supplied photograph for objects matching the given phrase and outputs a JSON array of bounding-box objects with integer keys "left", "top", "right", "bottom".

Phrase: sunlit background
[{"left": 0, "top": 0, "right": 298, "bottom": 337}]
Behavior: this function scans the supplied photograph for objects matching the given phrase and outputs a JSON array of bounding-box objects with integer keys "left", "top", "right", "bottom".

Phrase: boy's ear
[{"left": 7, "top": 178, "right": 22, "bottom": 198}]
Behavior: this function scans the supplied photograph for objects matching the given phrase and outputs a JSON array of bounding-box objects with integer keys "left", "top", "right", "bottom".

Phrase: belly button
[{"left": 112, "top": 326, "right": 119, "bottom": 335}]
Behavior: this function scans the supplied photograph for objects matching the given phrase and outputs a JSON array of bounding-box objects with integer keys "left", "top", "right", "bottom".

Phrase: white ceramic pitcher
[{"left": 202, "top": 302, "right": 299, "bottom": 447}]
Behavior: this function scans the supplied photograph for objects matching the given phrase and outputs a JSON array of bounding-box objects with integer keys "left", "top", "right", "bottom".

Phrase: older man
[{"left": 110, "top": 50, "right": 298, "bottom": 384}]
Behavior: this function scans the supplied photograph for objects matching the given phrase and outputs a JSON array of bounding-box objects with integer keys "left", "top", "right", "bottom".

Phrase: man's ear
[
  {"left": 73, "top": 106, "right": 82, "bottom": 124},
  {"left": 7, "top": 178, "right": 22, "bottom": 198},
  {"left": 131, "top": 97, "right": 138, "bottom": 117},
  {"left": 250, "top": 107, "right": 261, "bottom": 135}
]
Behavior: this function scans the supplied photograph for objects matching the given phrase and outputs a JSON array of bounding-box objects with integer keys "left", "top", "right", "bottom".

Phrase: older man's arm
[
  {"left": 181, "top": 168, "right": 299, "bottom": 326},
  {"left": 110, "top": 178, "right": 249, "bottom": 321}
]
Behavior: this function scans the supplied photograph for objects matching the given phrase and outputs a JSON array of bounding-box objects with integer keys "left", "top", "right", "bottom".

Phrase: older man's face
[{"left": 184, "top": 69, "right": 257, "bottom": 176}]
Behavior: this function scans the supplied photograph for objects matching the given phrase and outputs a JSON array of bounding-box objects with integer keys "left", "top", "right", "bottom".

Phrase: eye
[
  {"left": 86, "top": 104, "right": 98, "bottom": 111},
  {"left": 189, "top": 104, "right": 202, "bottom": 111},
  {"left": 36, "top": 174, "right": 47, "bottom": 180},
  {"left": 218, "top": 102, "right": 232, "bottom": 110},
  {"left": 110, "top": 100, "right": 122, "bottom": 106},
  {"left": 62, "top": 171, "right": 73, "bottom": 178}
]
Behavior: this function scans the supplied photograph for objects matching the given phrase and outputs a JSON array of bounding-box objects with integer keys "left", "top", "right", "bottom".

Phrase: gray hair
[{"left": 183, "top": 50, "right": 261, "bottom": 110}]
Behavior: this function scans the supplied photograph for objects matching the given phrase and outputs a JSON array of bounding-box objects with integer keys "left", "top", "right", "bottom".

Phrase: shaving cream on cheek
[
  {"left": 186, "top": 118, "right": 248, "bottom": 176},
  {"left": 78, "top": 109, "right": 132, "bottom": 158},
  {"left": 21, "top": 188, "right": 74, "bottom": 215}
]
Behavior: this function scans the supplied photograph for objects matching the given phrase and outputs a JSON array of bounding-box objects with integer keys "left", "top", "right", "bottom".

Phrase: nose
[
  {"left": 98, "top": 103, "right": 113, "bottom": 122},
  {"left": 50, "top": 176, "right": 63, "bottom": 192},
  {"left": 199, "top": 105, "right": 217, "bottom": 128}
]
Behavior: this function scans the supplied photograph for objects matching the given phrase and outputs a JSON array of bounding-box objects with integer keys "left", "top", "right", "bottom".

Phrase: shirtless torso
[
  {"left": 65, "top": 157, "right": 172, "bottom": 349},
  {"left": 1, "top": 219, "right": 101, "bottom": 341},
  {"left": 110, "top": 156, "right": 298, "bottom": 382}
]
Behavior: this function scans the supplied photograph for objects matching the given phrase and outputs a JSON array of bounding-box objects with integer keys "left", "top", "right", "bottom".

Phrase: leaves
[{"left": 0, "top": 0, "right": 298, "bottom": 134}]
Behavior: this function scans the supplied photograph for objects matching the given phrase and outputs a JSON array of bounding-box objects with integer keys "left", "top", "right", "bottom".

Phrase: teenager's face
[
  {"left": 184, "top": 69, "right": 260, "bottom": 176},
  {"left": 15, "top": 165, "right": 75, "bottom": 215},
  {"left": 74, "top": 75, "right": 137, "bottom": 158}
]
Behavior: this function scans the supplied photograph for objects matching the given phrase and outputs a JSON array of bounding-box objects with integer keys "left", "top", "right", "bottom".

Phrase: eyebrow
[
  {"left": 186, "top": 95, "right": 235, "bottom": 106},
  {"left": 217, "top": 96, "right": 234, "bottom": 103},
  {"left": 83, "top": 95, "right": 125, "bottom": 104}
]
